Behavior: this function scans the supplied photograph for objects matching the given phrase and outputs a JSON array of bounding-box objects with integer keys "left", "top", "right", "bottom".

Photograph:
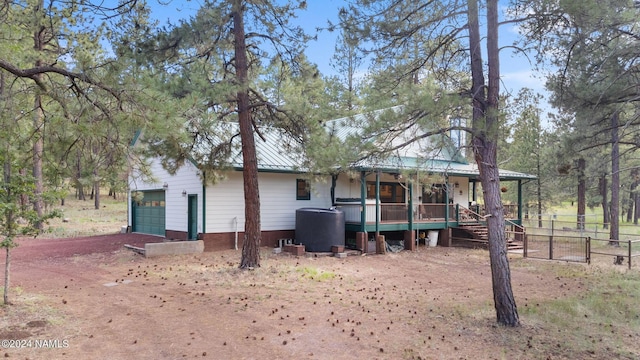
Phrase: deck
[{"left": 334, "top": 202, "right": 521, "bottom": 232}]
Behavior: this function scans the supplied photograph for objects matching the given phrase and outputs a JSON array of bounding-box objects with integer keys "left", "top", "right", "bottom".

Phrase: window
[
  {"left": 366, "top": 182, "right": 405, "bottom": 203},
  {"left": 422, "top": 184, "right": 447, "bottom": 204},
  {"left": 296, "top": 179, "right": 310, "bottom": 200}
]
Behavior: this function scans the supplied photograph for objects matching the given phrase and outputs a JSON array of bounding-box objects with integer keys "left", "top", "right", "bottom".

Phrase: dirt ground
[{"left": 0, "top": 234, "right": 637, "bottom": 360}]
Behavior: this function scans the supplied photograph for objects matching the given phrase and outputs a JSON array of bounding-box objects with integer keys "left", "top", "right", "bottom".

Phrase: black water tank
[{"left": 295, "top": 208, "right": 345, "bottom": 252}]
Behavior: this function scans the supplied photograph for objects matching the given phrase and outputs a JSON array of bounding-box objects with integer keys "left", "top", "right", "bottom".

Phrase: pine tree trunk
[
  {"left": 577, "top": 158, "right": 586, "bottom": 229},
  {"left": 627, "top": 169, "right": 636, "bottom": 222},
  {"left": 600, "top": 174, "right": 609, "bottom": 229},
  {"left": 625, "top": 170, "right": 634, "bottom": 223},
  {"left": 233, "top": 1, "right": 261, "bottom": 269},
  {"left": 629, "top": 168, "right": 640, "bottom": 225},
  {"left": 536, "top": 152, "right": 542, "bottom": 228},
  {"left": 94, "top": 181, "right": 100, "bottom": 210},
  {"left": 32, "top": 0, "right": 45, "bottom": 231},
  {"left": 468, "top": 0, "right": 519, "bottom": 327},
  {"left": 635, "top": 178, "right": 640, "bottom": 225},
  {"left": 3, "top": 156, "right": 12, "bottom": 305},
  {"left": 76, "top": 149, "right": 85, "bottom": 201},
  {"left": 32, "top": 98, "right": 44, "bottom": 230},
  {"left": 19, "top": 169, "right": 29, "bottom": 211},
  {"left": 3, "top": 247, "right": 10, "bottom": 305},
  {"left": 93, "top": 150, "right": 100, "bottom": 209},
  {"left": 609, "top": 112, "right": 619, "bottom": 245}
]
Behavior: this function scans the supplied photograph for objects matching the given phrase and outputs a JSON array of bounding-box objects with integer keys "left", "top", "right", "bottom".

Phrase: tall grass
[
  {"left": 518, "top": 265, "right": 640, "bottom": 358},
  {"left": 42, "top": 195, "right": 128, "bottom": 238}
]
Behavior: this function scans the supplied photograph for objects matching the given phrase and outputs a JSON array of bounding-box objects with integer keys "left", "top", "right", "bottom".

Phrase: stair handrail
[
  {"left": 505, "top": 218, "right": 520, "bottom": 228},
  {"left": 456, "top": 205, "right": 486, "bottom": 224},
  {"left": 458, "top": 206, "right": 524, "bottom": 230},
  {"left": 505, "top": 218, "right": 526, "bottom": 241}
]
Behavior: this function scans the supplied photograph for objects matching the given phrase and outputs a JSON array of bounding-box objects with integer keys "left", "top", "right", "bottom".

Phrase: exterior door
[{"left": 187, "top": 194, "right": 198, "bottom": 240}]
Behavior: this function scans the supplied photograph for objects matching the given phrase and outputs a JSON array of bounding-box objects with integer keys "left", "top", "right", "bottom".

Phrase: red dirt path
[
  {"left": 1, "top": 234, "right": 637, "bottom": 360},
  {"left": 9, "top": 233, "right": 162, "bottom": 262}
]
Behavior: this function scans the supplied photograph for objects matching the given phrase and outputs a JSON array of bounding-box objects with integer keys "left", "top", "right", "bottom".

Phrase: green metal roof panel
[
  {"left": 226, "top": 127, "right": 305, "bottom": 172},
  {"left": 159, "top": 113, "right": 535, "bottom": 180},
  {"left": 225, "top": 122, "right": 535, "bottom": 179},
  {"left": 352, "top": 157, "right": 536, "bottom": 180}
]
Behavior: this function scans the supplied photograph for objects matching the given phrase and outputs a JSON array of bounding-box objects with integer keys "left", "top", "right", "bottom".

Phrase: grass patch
[
  {"left": 296, "top": 266, "right": 336, "bottom": 281},
  {"left": 40, "top": 195, "right": 127, "bottom": 238},
  {"left": 519, "top": 268, "right": 640, "bottom": 358}
]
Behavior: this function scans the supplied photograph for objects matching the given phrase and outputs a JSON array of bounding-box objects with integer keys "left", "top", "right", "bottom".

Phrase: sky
[{"left": 149, "top": 0, "right": 550, "bottom": 117}]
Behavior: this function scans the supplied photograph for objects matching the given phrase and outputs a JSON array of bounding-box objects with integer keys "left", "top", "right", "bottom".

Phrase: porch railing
[
  {"left": 415, "top": 204, "right": 454, "bottom": 221},
  {"left": 336, "top": 202, "right": 520, "bottom": 224},
  {"left": 336, "top": 203, "right": 412, "bottom": 223},
  {"left": 469, "top": 204, "right": 519, "bottom": 219}
]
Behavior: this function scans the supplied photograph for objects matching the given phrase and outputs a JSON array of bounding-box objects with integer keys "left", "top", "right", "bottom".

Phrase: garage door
[{"left": 132, "top": 190, "right": 166, "bottom": 236}]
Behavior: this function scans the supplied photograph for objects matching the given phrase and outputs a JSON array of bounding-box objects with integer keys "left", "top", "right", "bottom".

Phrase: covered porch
[{"left": 331, "top": 166, "right": 533, "bottom": 251}]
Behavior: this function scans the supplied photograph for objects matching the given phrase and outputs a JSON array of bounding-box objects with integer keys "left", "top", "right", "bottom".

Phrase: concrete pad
[
  {"left": 144, "top": 240, "right": 204, "bottom": 258},
  {"left": 334, "top": 252, "right": 347, "bottom": 259}
]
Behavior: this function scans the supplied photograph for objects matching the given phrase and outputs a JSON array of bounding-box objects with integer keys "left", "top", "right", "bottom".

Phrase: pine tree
[
  {"left": 137, "top": 0, "right": 311, "bottom": 268},
  {"left": 340, "top": 0, "right": 520, "bottom": 326}
]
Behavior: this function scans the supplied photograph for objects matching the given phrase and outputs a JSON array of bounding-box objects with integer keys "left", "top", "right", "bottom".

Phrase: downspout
[
  {"left": 233, "top": 217, "right": 238, "bottom": 250},
  {"left": 331, "top": 174, "right": 337, "bottom": 205}
]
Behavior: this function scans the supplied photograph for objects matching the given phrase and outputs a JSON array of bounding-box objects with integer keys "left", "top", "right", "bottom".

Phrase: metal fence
[
  {"left": 523, "top": 231, "right": 640, "bottom": 270},
  {"left": 588, "top": 238, "right": 640, "bottom": 270},
  {"left": 523, "top": 217, "right": 640, "bottom": 240},
  {"left": 524, "top": 233, "right": 589, "bottom": 263}
]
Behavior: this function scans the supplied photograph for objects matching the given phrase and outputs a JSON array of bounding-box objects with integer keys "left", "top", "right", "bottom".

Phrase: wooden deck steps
[{"left": 452, "top": 223, "right": 524, "bottom": 250}]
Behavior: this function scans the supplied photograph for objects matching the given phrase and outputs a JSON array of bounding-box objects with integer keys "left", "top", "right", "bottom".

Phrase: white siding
[
  {"left": 334, "top": 174, "right": 364, "bottom": 200},
  {"left": 448, "top": 176, "right": 469, "bottom": 207},
  {"left": 128, "top": 158, "right": 203, "bottom": 234},
  {"left": 205, "top": 172, "right": 332, "bottom": 232}
]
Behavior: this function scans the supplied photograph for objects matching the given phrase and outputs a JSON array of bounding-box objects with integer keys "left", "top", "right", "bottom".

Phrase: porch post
[
  {"left": 408, "top": 180, "right": 414, "bottom": 231},
  {"left": 517, "top": 180, "right": 523, "bottom": 222},
  {"left": 202, "top": 171, "right": 206, "bottom": 235},
  {"left": 445, "top": 176, "right": 449, "bottom": 227},
  {"left": 375, "top": 170, "right": 380, "bottom": 236},
  {"left": 360, "top": 171, "right": 366, "bottom": 233},
  {"left": 405, "top": 179, "right": 416, "bottom": 251},
  {"left": 356, "top": 171, "right": 367, "bottom": 253}
]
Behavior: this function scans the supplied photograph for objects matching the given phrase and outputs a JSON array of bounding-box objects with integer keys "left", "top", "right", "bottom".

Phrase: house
[{"left": 128, "top": 116, "right": 535, "bottom": 252}]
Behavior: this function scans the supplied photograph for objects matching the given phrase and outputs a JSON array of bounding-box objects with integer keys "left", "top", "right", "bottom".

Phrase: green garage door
[{"left": 132, "top": 190, "right": 166, "bottom": 236}]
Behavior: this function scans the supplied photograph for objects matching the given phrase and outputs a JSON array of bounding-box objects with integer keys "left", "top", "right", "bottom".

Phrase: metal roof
[
  {"left": 233, "top": 127, "right": 535, "bottom": 180},
  {"left": 227, "top": 126, "right": 306, "bottom": 172},
  {"left": 352, "top": 156, "right": 536, "bottom": 180},
  {"left": 184, "top": 116, "right": 535, "bottom": 180}
]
